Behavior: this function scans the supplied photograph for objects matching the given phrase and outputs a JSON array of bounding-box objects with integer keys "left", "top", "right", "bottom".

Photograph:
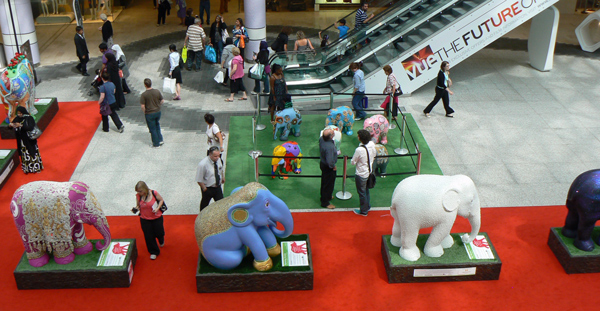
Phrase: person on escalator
[
  {"left": 355, "top": 2, "right": 374, "bottom": 46},
  {"left": 335, "top": 19, "right": 350, "bottom": 61},
  {"left": 336, "top": 19, "right": 349, "bottom": 39},
  {"left": 350, "top": 62, "right": 366, "bottom": 121},
  {"left": 271, "top": 26, "right": 292, "bottom": 53}
]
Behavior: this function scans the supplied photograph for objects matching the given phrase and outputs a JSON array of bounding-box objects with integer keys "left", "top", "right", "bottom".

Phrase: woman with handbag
[
  {"left": 225, "top": 47, "right": 247, "bottom": 101},
  {"left": 232, "top": 18, "right": 248, "bottom": 58},
  {"left": 132, "top": 181, "right": 166, "bottom": 260},
  {"left": 105, "top": 53, "right": 127, "bottom": 109},
  {"left": 220, "top": 38, "right": 234, "bottom": 87},
  {"left": 204, "top": 113, "right": 224, "bottom": 153},
  {"left": 9, "top": 106, "right": 43, "bottom": 174},
  {"left": 111, "top": 44, "right": 131, "bottom": 94},
  {"left": 351, "top": 129, "right": 376, "bottom": 217},
  {"left": 379, "top": 65, "right": 401, "bottom": 120},
  {"left": 168, "top": 44, "right": 183, "bottom": 100},
  {"left": 210, "top": 15, "right": 227, "bottom": 64},
  {"left": 252, "top": 41, "right": 270, "bottom": 94}
]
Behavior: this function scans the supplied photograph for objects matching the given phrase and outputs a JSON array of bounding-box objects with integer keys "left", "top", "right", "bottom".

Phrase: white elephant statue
[{"left": 389, "top": 174, "right": 481, "bottom": 261}]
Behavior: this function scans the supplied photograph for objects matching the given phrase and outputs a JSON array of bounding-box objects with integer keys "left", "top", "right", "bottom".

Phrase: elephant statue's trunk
[
  {"left": 462, "top": 198, "right": 481, "bottom": 244},
  {"left": 269, "top": 209, "right": 294, "bottom": 238},
  {"left": 93, "top": 219, "right": 111, "bottom": 250}
]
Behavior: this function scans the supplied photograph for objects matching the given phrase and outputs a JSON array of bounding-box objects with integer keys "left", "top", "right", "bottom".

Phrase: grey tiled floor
[{"left": 32, "top": 4, "right": 600, "bottom": 214}]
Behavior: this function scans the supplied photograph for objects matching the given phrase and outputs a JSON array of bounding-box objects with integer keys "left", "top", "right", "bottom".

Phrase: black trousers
[
  {"left": 424, "top": 87, "right": 454, "bottom": 115},
  {"left": 157, "top": 6, "right": 166, "bottom": 24},
  {"left": 140, "top": 216, "right": 165, "bottom": 256},
  {"left": 200, "top": 186, "right": 224, "bottom": 210},
  {"left": 102, "top": 103, "right": 123, "bottom": 131},
  {"left": 76, "top": 55, "right": 89, "bottom": 74},
  {"left": 320, "top": 163, "right": 336, "bottom": 207}
]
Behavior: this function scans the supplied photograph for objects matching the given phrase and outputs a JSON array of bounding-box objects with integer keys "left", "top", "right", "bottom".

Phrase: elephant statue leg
[
  {"left": 423, "top": 222, "right": 454, "bottom": 258},
  {"left": 399, "top": 224, "right": 421, "bottom": 261},
  {"left": 72, "top": 222, "right": 93, "bottom": 255},
  {"left": 257, "top": 226, "right": 280, "bottom": 256},
  {"left": 389, "top": 207, "right": 402, "bottom": 247},
  {"left": 561, "top": 209, "right": 579, "bottom": 238},
  {"left": 574, "top": 218, "right": 597, "bottom": 251},
  {"left": 29, "top": 252, "right": 50, "bottom": 267},
  {"left": 203, "top": 243, "right": 247, "bottom": 269},
  {"left": 381, "top": 132, "right": 388, "bottom": 145}
]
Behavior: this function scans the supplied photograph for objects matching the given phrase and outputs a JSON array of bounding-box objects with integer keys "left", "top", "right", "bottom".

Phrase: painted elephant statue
[
  {"left": 0, "top": 53, "right": 37, "bottom": 123},
  {"left": 363, "top": 114, "right": 389, "bottom": 144},
  {"left": 326, "top": 106, "right": 354, "bottom": 135},
  {"left": 374, "top": 144, "right": 388, "bottom": 177},
  {"left": 10, "top": 181, "right": 111, "bottom": 267},
  {"left": 390, "top": 174, "right": 481, "bottom": 261},
  {"left": 195, "top": 182, "right": 294, "bottom": 271},
  {"left": 274, "top": 106, "right": 302, "bottom": 141},
  {"left": 562, "top": 169, "right": 600, "bottom": 251},
  {"left": 320, "top": 125, "right": 342, "bottom": 155},
  {"left": 271, "top": 141, "right": 302, "bottom": 179}
]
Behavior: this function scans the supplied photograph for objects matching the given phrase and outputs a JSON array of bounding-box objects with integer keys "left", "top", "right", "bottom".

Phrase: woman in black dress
[
  {"left": 9, "top": 106, "right": 43, "bottom": 174},
  {"left": 423, "top": 61, "right": 454, "bottom": 118},
  {"left": 105, "top": 53, "right": 126, "bottom": 109},
  {"left": 268, "top": 64, "right": 288, "bottom": 123}
]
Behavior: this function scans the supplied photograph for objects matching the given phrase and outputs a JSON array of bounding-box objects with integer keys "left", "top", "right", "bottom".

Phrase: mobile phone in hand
[{"left": 131, "top": 207, "right": 139, "bottom": 214}]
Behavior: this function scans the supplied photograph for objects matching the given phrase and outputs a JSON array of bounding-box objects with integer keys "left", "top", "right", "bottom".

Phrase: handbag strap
[{"left": 362, "top": 145, "right": 372, "bottom": 173}]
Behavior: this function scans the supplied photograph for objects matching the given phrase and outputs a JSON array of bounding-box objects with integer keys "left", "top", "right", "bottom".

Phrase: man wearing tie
[
  {"left": 74, "top": 26, "right": 90, "bottom": 76},
  {"left": 196, "top": 146, "right": 225, "bottom": 210}
]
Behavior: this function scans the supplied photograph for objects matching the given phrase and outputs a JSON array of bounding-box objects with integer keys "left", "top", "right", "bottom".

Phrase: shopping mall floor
[{"left": 30, "top": 0, "right": 600, "bottom": 213}]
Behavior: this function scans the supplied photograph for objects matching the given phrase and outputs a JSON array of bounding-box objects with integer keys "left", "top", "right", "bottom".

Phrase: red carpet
[{"left": 0, "top": 102, "right": 596, "bottom": 310}]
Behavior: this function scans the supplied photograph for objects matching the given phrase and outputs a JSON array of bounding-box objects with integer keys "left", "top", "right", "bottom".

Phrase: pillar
[
  {"left": 243, "top": 0, "right": 265, "bottom": 60},
  {"left": 0, "top": 0, "right": 40, "bottom": 65},
  {"left": 528, "top": 6, "right": 559, "bottom": 71}
]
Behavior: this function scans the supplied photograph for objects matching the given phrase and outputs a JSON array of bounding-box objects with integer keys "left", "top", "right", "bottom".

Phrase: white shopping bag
[
  {"left": 163, "top": 77, "right": 176, "bottom": 94},
  {"left": 214, "top": 71, "right": 224, "bottom": 84}
]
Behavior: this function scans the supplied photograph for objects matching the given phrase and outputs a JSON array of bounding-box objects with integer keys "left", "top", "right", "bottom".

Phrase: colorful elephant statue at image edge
[
  {"left": 273, "top": 104, "right": 302, "bottom": 141},
  {"left": 325, "top": 106, "right": 354, "bottom": 135},
  {"left": 271, "top": 141, "right": 302, "bottom": 179},
  {"left": 363, "top": 114, "right": 389, "bottom": 144},
  {"left": 0, "top": 53, "right": 37, "bottom": 123},
  {"left": 374, "top": 144, "right": 388, "bottom": 177},
  {"left": 195, "top": 182, "right": 294, "bottom": 271},
  {"left": 320, "top": 125, "right": 342, "bottom": 155},
  {"left": 562, "top": 169, "right": 600, "bottom": 251},
  {"left": 10, "top": 181, "right": 111, "bottom": 267},
  {"left": 390, "top": 174, "right": 481, "bottom": 261}
]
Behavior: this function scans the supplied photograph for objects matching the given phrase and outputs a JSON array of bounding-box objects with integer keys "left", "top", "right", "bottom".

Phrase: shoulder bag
[
  {"left": 27, "top": 125, "right": 42, "bottom": 140},
  {"left": 151, "top": 190, "right": 168, "bottom": 213},
  {"left": 362, "top": 145, "right": 376, "bottom": 189},
  {"left": 212, "top": 125, "right": 226, "bottom": 143}
]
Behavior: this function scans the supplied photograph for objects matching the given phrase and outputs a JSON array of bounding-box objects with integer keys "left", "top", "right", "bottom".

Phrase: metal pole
[
  {"left": 248, "top": 117, "right": 263, "bottom": 157},
  {"left": 329, "top": 91, "right": 334, "bottom": 110},
  {"left": 254, "top": 152, "right": 260, "bottom": 181},
  {"left": 336, "top": 155, "right": 352, "bottom": 200},
  {"left": 6, "top": 0, "right": 20, "bottom": 54},
  {"left": 255, "top": 93, "right": 266, "bottom": 131},
  {"left": 388, "top": 95, "right": 396, "bottom": 129},
  {"left": 416, "top": 144, "right": 422, "bottom": 175},
  {"left": 394, "top": 115, "right": 408, "bottom": 155}
]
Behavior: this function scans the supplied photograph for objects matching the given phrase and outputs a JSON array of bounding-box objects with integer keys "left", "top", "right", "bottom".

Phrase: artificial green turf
[
  {"left": 0, "top": 103, "right": 52, "bottom": 125},
  {"left": 551, "top": 227, "right": 600, "bottom": 256},
  {"left": 224, "top": 114, "right": 442, "bottom": 209},
  {"left": 14, "top": 239, "right": 135, "bottom": 272},
  {"left": 197, "top": 234, "right": 311, "bottom": 274},
  {"left": 383, "top": 233, "right": 500, "bottom": 266}
]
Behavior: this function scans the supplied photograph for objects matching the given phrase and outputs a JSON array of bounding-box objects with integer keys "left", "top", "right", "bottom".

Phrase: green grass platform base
[
  {"left": 548, "top": 227, "right": 600, "bottom": 274},
  {"left": 0, "top": 149, "right": 18, "bottom": 190},
  {"left": 0, "top": 98, "right": 59, "bottom": 139},
  {"left": 14, "top": 239, "right": 137, "bottom": 290},
  {"left": 196, "top": 234, "right": 313, "bottom": 293},
  {"left": 381, "top": 233, "right": 502, "bottom": 283}
]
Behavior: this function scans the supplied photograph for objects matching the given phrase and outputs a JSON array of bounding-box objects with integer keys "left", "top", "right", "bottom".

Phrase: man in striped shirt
[
  {"left": 184, "top": 18, "right": 208, "bottom": 71},
  {"left": 355, "top": 2, "right": 374, "bottom": 29}
]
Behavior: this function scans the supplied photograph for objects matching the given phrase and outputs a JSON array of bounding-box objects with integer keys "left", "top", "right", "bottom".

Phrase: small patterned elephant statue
[
  {"left": 326, "top": 106, "right": 354, "bottom": 135},
  {"left": 272, "top": 141, "right": 302, "bottom": 179},
  {"left": 363, "top": 114, "right": 389, "bottom": 144},
  {"left": 10, "top": 181, "right": 111, "bottom": 267},
  {"left": 320, "top": 125, "right": 342, "bottom": 155},
  {"left": 0, "top": 53, "right": 37, "bottom": 123},
  {"left": 274, "top": 106, "right": 302, "bottom": 141},
  {"left": 374, "top": 144, "right": 388, "bottom": 177},
  {"left": 195, "top": 182, "right": 294, "bottom": 271}
]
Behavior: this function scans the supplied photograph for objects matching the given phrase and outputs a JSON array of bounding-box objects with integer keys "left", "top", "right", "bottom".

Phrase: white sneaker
[{"left": 150, "top": 254, "right": 157, "bottom": 260}]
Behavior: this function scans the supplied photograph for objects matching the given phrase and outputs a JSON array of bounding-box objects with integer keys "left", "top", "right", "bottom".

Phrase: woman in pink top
[
  {"left": 132, "top": 181, "right": 166, "bottom": 260},
  {"left": 225, "top": 47, "right": 248, "bottom": 101}
]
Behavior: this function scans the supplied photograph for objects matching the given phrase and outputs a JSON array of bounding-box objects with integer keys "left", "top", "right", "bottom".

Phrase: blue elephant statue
[
  {"left": 194, "top": 182, "right": 294, "bottom": 271},
  {"left": 562, "top": 169, "right": 600, "bottom": 251},
  {"left": 326, "top": 106, "right": 354, "bottom": 135},
  {"left": 274, "top": 106, "right": 302, "bottom": 141},
  {"left": 374, "top": 144, "right": 388, "bottom": 177}
]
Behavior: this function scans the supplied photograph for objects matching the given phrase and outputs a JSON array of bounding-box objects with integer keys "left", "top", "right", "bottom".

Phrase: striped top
[
  {"left": 355, "top": 9, "right": 367, "bottom": 28},
  {"left": 186, "top": 24, "right": 206, "bottom": 51}
]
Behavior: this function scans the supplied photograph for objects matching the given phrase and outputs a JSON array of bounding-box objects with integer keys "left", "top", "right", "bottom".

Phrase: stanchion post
[
  {"left": 329, "top": 91, "right": 334, "bottom": 110},
  {"left": 336, "top": 155, "right": 352, "bottom": 200},
  {"left": 388, "top": 94, "right": 396, "bottom": 129},
  {"left": 394, "top": 115, "right": 408, "bottom": 155},
  {"left": 254, "top": 153, "right": 260, "bottom": 181},
  {"left": 416, "top": 144, "right": 422, "bottom": 175},
  {"left": 248, "top": 117, "right": 263, "bottom": 157},
  {"left": 255, "top": 93, "right": 266, "bottom": 131}
]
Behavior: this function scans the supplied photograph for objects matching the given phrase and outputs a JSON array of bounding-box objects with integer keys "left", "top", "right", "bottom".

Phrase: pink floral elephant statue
[
  {"left": 10, "top": 181, "right": 111, "bottom": 267},
  {"left": 363, "top": 114, "right": 390, "bottom": 144}
]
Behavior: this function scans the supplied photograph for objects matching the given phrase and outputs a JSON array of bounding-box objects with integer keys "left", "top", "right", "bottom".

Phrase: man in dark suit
[{"left": 74, "top": 26, "right": 90, "bottom": 76}]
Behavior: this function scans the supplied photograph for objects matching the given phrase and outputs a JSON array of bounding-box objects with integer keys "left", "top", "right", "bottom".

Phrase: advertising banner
[{"left": 365, "top": 0, "right": 560, "bottom": 94}]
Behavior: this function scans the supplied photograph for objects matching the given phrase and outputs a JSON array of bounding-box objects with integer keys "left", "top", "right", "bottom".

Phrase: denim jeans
[
  {"left": 355, "top": 175, "right": 370, "bottom": 214},
  {"left": 199, "top": 0, "right": 210, "bottom": 24},
  {"left": 253, "top": 73, "right": 270, "bottom": 93},
  {"left": 187, "top": 49, "right": 203, "bottom": 70},
  {"left": 352, "top": 91, "right": 366, "bottom": 119},
  {"left": 216, "top": 40, "right": 224, "bottom": 64},
  {"left": 145, "top": 111, "right": 163, "bottom": 147}
]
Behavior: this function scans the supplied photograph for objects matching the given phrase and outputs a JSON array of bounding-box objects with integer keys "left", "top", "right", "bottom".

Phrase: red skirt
[{"left": 380, "top": 95, "right": 398, "bottom": 110}]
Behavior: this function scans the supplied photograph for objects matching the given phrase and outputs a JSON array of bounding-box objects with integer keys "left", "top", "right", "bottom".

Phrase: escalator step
[
  {"left": 419, "top": 28, "right": 434, "bottom": 37},
  {"left": 330, "top": 83, "right": 345, "bottom": 93},
  {"left": 396, "top": 42, "right": 411, "bottom": 51},
  {"left": 431, "top": 21, "right": 445, "bottom": 30},
  {"left": 441, "top": 14, "right": 456, "bottom": 22},
  {"left": 452, "top": 7, "right": 467, "bottom": 15},
  {"left": 341, "top": 76, "right": 353, "bottom": 87},
  {"left": 462, "top": 1, "right": 476, "bottom": 9},
  {"left": 407, "top": 35, "right": 423, "bottom": 45},
  {"left": 362, "top": 61, "right": 379, "bottom": 73}
]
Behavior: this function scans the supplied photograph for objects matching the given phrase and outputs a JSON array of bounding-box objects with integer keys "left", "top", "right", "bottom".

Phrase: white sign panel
[
  {"left": 281, "top": 241, "right": 309, "bottom": 267},
  {"left": 414, "top": 267, "right": 476, "bottom": 277},
  {"left": 464, "top": 235, "right": 495, "bottom": 260},
  {"left": 97, "top": 242, "right": 130, "bottom": 267}
]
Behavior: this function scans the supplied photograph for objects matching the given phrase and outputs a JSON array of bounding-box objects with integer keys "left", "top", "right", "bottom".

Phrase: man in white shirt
[
  {"left": 196, "top": 146, "right": 225, "bottom": 210},
  {"left": 184, "top": 18, "right": 208, "bottom": 71},
  {"left": 351, "top": 129, "right": 376, "bottom": 216}
]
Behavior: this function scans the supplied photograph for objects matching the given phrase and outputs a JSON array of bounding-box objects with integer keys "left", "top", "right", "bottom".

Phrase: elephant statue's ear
[
  {"left": 228, "top": 205, "right": 253, "bottom": 227},
  {"left": 442, "top": 189, "right": 460, "bottom": 212}
]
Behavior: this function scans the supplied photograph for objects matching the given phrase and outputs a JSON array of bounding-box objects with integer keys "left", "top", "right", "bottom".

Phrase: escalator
[{"left": 270, "top": 0, "right": 560, "bottom": 95}]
